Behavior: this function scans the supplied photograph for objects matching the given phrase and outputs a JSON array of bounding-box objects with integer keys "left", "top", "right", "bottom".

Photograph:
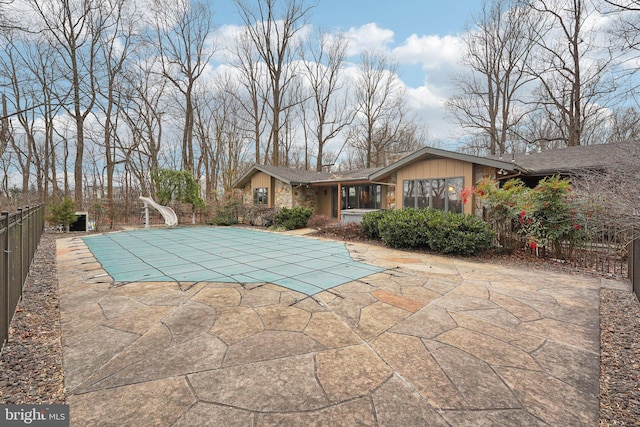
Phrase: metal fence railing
[
  {"left": 629, "top": 238, "right": 640, "bottom": 302},
  {"left": 1, "top": 205, "right": 45, "bottom": 352}
]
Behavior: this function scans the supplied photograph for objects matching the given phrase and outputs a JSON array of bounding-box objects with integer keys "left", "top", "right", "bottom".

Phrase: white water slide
[{"left": 140, "top": 196, "right": 178, "bottom": 227}]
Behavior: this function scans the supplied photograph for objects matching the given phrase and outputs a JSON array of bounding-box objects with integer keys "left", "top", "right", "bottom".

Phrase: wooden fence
[{"left": 0, "top": 205, "right": 45, "bottom": 352}]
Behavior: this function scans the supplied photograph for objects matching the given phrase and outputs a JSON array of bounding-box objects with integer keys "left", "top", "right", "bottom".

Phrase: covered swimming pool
[{"left": 82, "top": 227, "right": 384, "bottom": 296}]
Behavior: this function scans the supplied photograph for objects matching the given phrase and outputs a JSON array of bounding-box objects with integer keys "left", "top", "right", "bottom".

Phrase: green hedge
[
  {"left": 360, "top": 210, "right": 386, "bottom": 239},
  {"left": 372, "top": 208, "right": 493, "bottom": 256},
  {"left": 273, "top": 207, "right": 313, "bottom": 230}
]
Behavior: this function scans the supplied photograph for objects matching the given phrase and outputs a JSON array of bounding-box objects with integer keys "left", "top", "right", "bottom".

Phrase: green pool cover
[{"left": 82, "top": 227, "right": 384, "bottom": 296}]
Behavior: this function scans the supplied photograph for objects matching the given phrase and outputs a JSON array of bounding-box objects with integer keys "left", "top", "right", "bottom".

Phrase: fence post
[
  {"left": 630, "top": 238, "right": 640, "bottom": 302},
  {"left": 18, "top": 208, "right": 24, "bottom": 289},
  {"left": 1, "top": 211, "right": 9, "bottom": 348}
]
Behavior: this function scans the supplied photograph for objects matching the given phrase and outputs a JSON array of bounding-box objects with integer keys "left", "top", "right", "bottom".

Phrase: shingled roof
[
  {"left": 505, "top": 142, "right": 638, "bottom": 176},
  {"left": 234, "top": 142, "right": 639, "bottom": 189},
  {"left": 233, "top": 164, "right": 332, "bottom": 188}
]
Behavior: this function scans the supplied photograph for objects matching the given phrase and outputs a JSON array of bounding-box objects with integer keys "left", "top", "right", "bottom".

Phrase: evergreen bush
[
  {"left": 360, "top": 209, "right": 386, "bottom": 239},
  {"left": 273, "top": 207, "right": 313, "bottom": 230},
  {"left": 48, "top": 198, "right": 78, "bottom": 232},
  {"left": 376, "top": 208, "right": 493, "bottom": 255}
]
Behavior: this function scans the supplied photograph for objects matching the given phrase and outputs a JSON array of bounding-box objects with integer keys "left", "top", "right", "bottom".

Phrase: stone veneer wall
[
  {"left": 386, "top": 184, "right": 396, "bottom": 210},
  {"left": 242, "top": 186, "right": 252, "bottom": 206},
  {"left": 274, "top": 180, "right": 293, "bottom": 208},
  {"left": 242, "top": 181, "right": 317, "bottom": 210},
  {"left": 292, "top": 186, "right": 317, "bottom": 210},
  {"left": 273, "top": 181, "right": 317, "bottom": 210}
]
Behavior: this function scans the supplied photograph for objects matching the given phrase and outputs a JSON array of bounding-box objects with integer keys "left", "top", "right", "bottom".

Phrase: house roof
[
  {"left": 233, "top": 164, "right": 332, "bottom": 188},
  {"left": 369, "top": 146, "right": 520, "bottom": 181},
  {"left": 234, "top": 143, "right": 639, "bottom": 189},
  {"left": 314, "top": 167, "right": 384, "bottom": 184},
  {"left": 500, "top": 141, "right": 638, "bottom": 176}
]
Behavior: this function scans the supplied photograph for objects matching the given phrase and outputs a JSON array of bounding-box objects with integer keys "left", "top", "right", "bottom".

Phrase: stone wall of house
[
  {"left": 272, "top": 181, "right": 318, "bottom": 210},
  {"left": 274, "top": 180, "right": 293, "bottom": 208},
  {"left": 241, "top": 186, "right": 252, "bottom": 205},
  {"left": 292, "top": 186, "right": 316, "bottom": 210},
  {"left": 386, "top": 184, "right": 396, "bottom": 210},
  {"left": 385, "top": 173, "right": 397, "bottom": 210}
]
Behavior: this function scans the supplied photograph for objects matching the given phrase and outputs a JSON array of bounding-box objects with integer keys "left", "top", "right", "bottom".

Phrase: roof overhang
[
  {"left": 233, "top": 164, "right": 304, "bottom": 188},
  {"left": 369, "top": 146, "right": 522, "bottom": 181}
]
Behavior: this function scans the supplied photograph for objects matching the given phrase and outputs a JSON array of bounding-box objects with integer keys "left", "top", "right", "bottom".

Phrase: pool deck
[{"left": 56, "top": 228, "right": 631, "bottom": 426}]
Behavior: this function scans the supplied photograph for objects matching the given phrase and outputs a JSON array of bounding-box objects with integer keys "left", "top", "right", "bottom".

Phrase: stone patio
[{"left": 55, "top": 231, "right": 631, "bottom": 426}]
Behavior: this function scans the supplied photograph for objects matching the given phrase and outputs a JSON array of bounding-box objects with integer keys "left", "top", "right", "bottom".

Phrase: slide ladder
[{"left": 140, "top": 196, "right": 178, "bottom": 228}]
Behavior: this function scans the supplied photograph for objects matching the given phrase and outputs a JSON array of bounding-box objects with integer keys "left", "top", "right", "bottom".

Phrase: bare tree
[
  {"left": 347, "top": 50, "right": 422, "bottom": 168},
  {"left": 525, "top": 0, "right": 618, "bottom": 147},
  {"left": 147, "top": 0, "right": 215, "bottom": 173},
  {"left": 213, "top": 80, "right": 253, "bottom": 194},
  {"left": 233, "top": 0, "right": 314, "bottom": 166},
  {"left": 95, "top": 0, "right": 135, "bottom": 225},
  {"left": 573, "top": 142, "right": 640, "bottom": 242},
  {"left": 27, "top": 0, "right": 110, "bottom": 208},
  {"left": 229, "top": 30, "right": 270, "bottom": 164},
  {"left": 299, "top": 29, "right": 353, "bottom": 171},
  {"left": 604, "top": 0, "right": 640, "bottom": 10},
  {"left": 605, "top": 107, "right": 640, "bottom": 142},
  {"left": 120, "top": 56, "right": 167, "bottom": 197},
  {"left": 448, "top": 0, "right": 539, "bottom": 155}
]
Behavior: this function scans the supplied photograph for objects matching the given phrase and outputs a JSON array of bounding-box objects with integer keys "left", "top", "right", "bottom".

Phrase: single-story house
[{"left": 233, "top": 142, "right": 637, "bottom": 222}]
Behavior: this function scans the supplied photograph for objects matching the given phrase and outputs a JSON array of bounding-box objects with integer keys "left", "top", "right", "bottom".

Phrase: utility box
[{"left": 70, "top": 211, "right": 88, "bottom": 232}]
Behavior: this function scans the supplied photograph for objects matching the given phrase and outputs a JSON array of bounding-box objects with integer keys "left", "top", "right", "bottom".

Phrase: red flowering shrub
[{"left": 476, "top": 175, "right": 588, "bottom": 259}]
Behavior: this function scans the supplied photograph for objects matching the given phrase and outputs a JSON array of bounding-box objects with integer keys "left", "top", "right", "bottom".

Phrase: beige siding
[
  {"left": 251, "top": 172, "right": 273, "bottom": 207},
  {"left": 316, "top": 186, "right": 334, "bottom": 218},
  {"left": 395, "top": 158, "right": 474, "bottom": 214},
  {"left": 251, "top": 172, "right": 271, "bottom": 189}
]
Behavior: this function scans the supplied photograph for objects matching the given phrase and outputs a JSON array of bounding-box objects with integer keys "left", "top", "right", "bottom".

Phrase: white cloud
[
  {"left": 343, "top": 23, "right": 395, "bottom": 56},
  {"left": 392, "top": 34, "right": 462, "bottom": 69}
]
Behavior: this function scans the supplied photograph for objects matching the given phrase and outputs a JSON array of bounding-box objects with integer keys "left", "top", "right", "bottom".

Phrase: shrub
[
  {"left": 207, "top": 197, "right": 239, "bottom": 226},
  {"left": 476, "top": 177, "right": 530, "bottom": 253},
  {"left": 424, "top": 210, "right": 494, "bottom": 256},
  {"left": 376, "top": 208, "right": 493, "bottom": 256},
  {"left": 360, "top": 209, "right": 386, "bottom": 239},
  {"left": 208, "top": 211, "right": 238, "bottom": 226},
  {"left": 378, "top": 209, "right": 429, "bottom": 249},
  {"left": 239, "top": 205, "right": 278, "bottom": 227},
  {"left": 476, "top": 176, "right": 588, "bottom": 259},
  {"left": 48, "top": 198, "right": 78, "bottom": 232},
  {"left": 273, "top": 207, "right": 313, "bottom": 230},
  {"left": 322, "top": 222, "right": 366, "bottom": 240},
  {"left": 307, "top": 214, "right": 331, "bottom": 230}
]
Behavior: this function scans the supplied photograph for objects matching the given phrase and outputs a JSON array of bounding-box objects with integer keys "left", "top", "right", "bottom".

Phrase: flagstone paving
[{"left": 56, "top": 229, "right": 631, "bottom": 426}]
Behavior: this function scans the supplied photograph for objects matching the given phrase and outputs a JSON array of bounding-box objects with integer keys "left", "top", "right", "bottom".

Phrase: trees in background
[
  {"left": 3, "top": 0, "right": 639, "bottom": 214},
  {"left": 147, "top": 0, "right": 214, "bottom": 174},
  {"left": 451, "top": 0, "right": 639, "bottom": 153},
  {"left": 448, "top": 0, "right": 538, "bottom": 155},
  {"left": 347, "top": 50, "right": 424, "bottom": 168},
  {"left": 233, "top": 0, "right": 313, "bottom": 167},
  {"left": 299, "top": 30, "right": 353, "bottom": 171}
]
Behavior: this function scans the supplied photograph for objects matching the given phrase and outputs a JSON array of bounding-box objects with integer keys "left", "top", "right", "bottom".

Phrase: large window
[
  {"left": 253, "top": 187, "right": 268, "bottom": 205},
  {"left": 342, "top": 185, "right": 381, "bottom": 209},
  {"left": 403, "top": 177, "right": 463, "bottom": 213}
]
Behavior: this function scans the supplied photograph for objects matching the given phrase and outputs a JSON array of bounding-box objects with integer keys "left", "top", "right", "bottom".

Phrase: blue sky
[
  {"left": 210, "top": 0, "right": 486, "bottom": 144},
  {"left": 312, "top": 0, "right": 483, "bottom": 38}
]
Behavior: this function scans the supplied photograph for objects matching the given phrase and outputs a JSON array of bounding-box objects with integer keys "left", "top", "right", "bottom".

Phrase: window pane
[
  {"left": 253, "top": 187, "right": 268, "bottom": 205},
  {"left": 447, "top": 178, "right": 463, "bottom": 213},
  {"left": 431, "top": 179, "right": 446, "bottom": 210},
  {"left": 358, "top": 185, "right": 381, "bottom": 209},
  {"left": 417, "top": 180, "right": 430, "bottom": 209},
  {"left": 403, "top": 180, "right": 416, "bottom": 208}
]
